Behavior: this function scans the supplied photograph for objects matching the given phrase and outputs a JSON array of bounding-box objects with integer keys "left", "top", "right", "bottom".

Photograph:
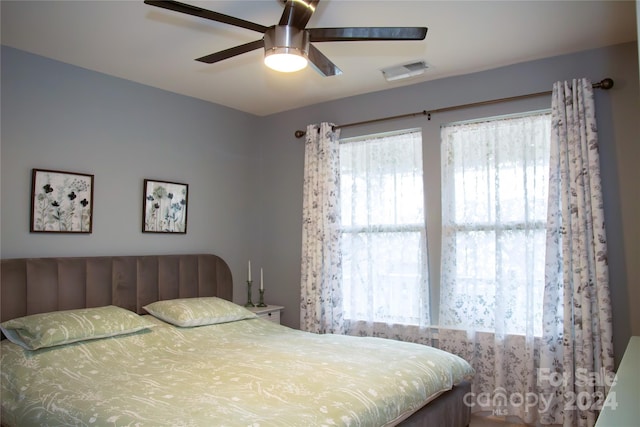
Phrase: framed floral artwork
[
  {"left": 30, "top": 168, "right": 94, "bottom": 233},
  {"left": 142, "top": 179, "right": 188, "bottom": 234}
]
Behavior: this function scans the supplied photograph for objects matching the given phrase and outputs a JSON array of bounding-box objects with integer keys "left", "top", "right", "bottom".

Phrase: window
[
  {"left": 439, "top": 111, "right": 551, "bottom": 335},
  {"left": 339, "top": 129, "right": 429, "bottom": 326}
]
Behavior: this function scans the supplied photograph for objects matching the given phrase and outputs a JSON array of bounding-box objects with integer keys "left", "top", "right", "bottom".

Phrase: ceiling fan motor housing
[{"left": 264, "top": 25, "right": 310, "bottom": 58}]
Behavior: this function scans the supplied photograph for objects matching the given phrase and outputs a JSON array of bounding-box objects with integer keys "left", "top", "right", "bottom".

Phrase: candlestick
[
  {"left": 244, "top": 280, "right": 255, "bottom": 307},
  {"left": 257, "top": 288, "right": 267, "bottom": 307}
]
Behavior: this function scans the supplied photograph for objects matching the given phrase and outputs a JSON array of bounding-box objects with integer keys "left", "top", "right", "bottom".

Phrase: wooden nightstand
[{"left": 248, "top": 305, "right": 284, "bottom": 324}]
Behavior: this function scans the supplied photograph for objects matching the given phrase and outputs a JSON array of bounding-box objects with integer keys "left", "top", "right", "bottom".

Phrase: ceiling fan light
[
  {"left": 263, "top": 25, "right": 309, "bottom": 73},
  {"left": 264, "top": 48, "right": 308, "bottom": 73}
]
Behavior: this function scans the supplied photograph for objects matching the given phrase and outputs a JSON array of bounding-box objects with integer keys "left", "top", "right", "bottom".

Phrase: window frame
[
  {"left": 339, "top": 128, "right": 430, "bottom": 326},
  {"left": 438, "top": 110, "right": 552, "bottom": 335}
]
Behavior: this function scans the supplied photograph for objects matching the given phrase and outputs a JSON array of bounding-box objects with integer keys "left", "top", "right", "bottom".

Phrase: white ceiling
[{"left": 1, "top": 1, "right": 637, "bottom": 116}]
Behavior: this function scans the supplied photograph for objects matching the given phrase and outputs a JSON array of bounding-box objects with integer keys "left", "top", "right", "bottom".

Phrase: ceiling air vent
[{"left": 381, "top": 61, "right": 429, "bottom": 82}]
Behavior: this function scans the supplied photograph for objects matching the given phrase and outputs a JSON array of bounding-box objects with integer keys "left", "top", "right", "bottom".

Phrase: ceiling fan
[{"left": 143, "top": 0, "right": 428, "bottom": 76}]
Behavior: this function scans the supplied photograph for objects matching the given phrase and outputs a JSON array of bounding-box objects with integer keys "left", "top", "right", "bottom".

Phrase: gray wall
[
  {"left": 258, "top": 42, "right": 640, "bottom": 365},
  {"left": 0, "top": 46, "right": 263, "bottom": 303},
  {"left": 2, "top": 42, "right": 638, "bottom": 364}
]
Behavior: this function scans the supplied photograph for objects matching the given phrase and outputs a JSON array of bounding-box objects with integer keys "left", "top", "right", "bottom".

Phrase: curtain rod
[{"left": 293, "top": 78, "right": 614, "bottom": 139}]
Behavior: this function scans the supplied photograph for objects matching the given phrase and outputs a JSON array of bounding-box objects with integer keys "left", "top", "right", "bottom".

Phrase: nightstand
[{"left": 248, "top": 305, "right": 284, "bottom": 324}]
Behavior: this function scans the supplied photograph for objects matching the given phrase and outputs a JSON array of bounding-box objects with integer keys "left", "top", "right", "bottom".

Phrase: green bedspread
[{"left": 1, "top": 317, "right": 473, "bottom": 426}]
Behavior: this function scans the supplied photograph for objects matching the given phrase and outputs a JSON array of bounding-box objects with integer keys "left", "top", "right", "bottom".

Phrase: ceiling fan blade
[
  {"left": 144, "top": 0, "right": 269, "bottom": 34},
  {"left": 278, "top": 0, "right": 319, "bottom": 29},
  {"left": 309, "top": 27, "right": 428, "bottom": 42},
  {"left": 307, "top": 44, "right": 342, "bottom": 77},
  {"left": 196, "top": 39, "right": 265, "bottom": 64}
]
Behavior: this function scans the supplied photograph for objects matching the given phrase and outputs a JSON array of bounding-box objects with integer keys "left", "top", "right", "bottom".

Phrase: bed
[{"left": 0, "top": 254, "right": 473, "bottom": 427}]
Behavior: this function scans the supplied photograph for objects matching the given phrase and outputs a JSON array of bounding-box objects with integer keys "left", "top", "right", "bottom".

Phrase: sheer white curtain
[
  {"left": 339, "top": 130, "right": 431, "bottom": 343},
  {"left": 539, "top": 78, "right": 614, "bottom": 427},
  {"left": 438, "top": 112, "right": 552, "bottom": 423},
  {"left": 300, "top": 122, "right": 345, "bottom": 334}
]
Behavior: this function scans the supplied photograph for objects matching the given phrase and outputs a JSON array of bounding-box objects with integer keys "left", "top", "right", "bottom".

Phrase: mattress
[{"left": 1, "top": 316, "right": 474, "bottom": 426}]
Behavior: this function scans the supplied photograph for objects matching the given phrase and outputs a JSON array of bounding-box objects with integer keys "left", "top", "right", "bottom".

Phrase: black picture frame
[
  {"left": 30, "top": 168, "right": 94, "bottom": 233},
  {"left": 142, "top": 179, "right": 188, "bottom": 234}
]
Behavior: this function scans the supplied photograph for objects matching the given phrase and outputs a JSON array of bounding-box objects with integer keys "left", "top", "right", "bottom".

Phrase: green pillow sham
[
  {"left": 143, "top": 297, "right": 256, "bottom": 327},
  {"left": 1, "top": 305, "right": 156, "bottom": 350}
]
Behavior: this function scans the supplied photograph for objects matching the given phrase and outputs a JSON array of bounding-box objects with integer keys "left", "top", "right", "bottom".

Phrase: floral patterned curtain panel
[
  {"left": 300, "top": 122, "right": 345, "bottom": 334},
  {"left": 540, "top": 78, "right": 614, "bottom": 427}
]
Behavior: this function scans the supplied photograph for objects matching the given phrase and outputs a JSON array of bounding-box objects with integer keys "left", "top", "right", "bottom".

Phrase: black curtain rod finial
[
  {"left": 294, "top": 130, "right": 306, "bottom": 138},
  {"left": 595, "top": 78, "right": 614, "bottom": 90}
]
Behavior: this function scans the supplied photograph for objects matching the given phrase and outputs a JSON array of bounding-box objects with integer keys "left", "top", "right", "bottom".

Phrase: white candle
[
  {"left": 248, "top": 260, "right": 251, "bottom": 282},
  {"left": 260, "top": 268, "right": 264, "bottom": 290}
]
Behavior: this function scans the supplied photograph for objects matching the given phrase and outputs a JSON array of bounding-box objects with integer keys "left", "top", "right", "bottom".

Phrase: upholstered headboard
[{"left": 0, "top": 254, "right": 233, "bottom": 323}]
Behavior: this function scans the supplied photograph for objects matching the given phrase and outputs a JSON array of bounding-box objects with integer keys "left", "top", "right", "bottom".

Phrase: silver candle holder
[
  {"left": 244, "top": 280, "right": 255, "bottom": 307},
  {"left": 257, "top": 289, "right": 267, "bottom": 307}
]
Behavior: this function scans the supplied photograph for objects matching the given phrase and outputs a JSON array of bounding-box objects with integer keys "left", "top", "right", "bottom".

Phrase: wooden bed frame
[{"left": 1, "top": 254, "right": 470, "bottom": 427}]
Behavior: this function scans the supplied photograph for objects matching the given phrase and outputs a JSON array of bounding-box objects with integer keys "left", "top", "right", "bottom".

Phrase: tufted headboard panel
[{"left": 0, "top": 254, "right": 233, "bottom": 322}]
